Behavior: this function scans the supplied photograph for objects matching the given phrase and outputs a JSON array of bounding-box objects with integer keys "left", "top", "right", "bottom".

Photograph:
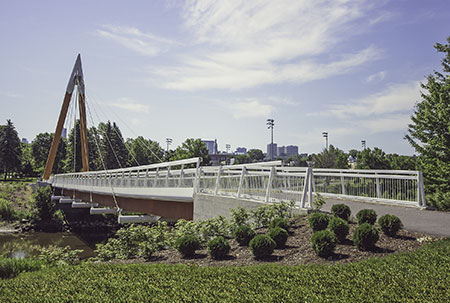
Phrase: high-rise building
[
  {"left": 285, "top": 145, "right": 298, "bottom": 156},
  {"left": 62, "top": 127, "right": 67, "bottom": 139},
  {"left": 235, "top": 147, "right": 247, "bottom": 154},
  {"left": 202, "top": 139, "right": 218, "bottom": 155},
  {"left": 267, "top": 143, "right": 277, "bottom": 159},
  {"left": 21, "top": 138, "right": 29, "bottom": 144}
]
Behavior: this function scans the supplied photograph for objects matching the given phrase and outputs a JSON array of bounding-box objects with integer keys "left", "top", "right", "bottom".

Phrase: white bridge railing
[{"left": 50, "top": 157, "right": 426, "bottom": 208}]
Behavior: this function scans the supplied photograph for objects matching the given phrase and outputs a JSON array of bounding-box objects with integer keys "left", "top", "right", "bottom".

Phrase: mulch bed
[{"left": 116, "top": 216, "right": 437, "bottom": 267}]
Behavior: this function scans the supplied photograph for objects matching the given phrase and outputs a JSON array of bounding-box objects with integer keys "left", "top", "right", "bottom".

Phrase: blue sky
[{"left": 1, "top": 0, "right": 449, "bottom": 155}]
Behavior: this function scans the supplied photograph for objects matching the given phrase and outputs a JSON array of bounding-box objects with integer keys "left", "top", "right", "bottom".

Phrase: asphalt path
[{"left": 322, "top": 199, "right": 450, "bottom": 237}]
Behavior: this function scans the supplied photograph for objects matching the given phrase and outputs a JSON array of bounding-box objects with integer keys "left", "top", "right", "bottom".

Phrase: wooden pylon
[{"left": 42, "top": 54, "right": 89, "bottom": 180}]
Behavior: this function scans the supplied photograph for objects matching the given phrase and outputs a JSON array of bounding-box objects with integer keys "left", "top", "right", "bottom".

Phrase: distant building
[
  {"left": 235, "top": 147, "right": 247, "bottom": 154},
  {"left": 267, "top": 143, "right": 277, "bottom": 159},
  {"left": 285, "top": 145, "right": 298, "bottom": 156},
  {"left": 21, "top": 138, "right": 29, "bottom": 144},
  {"left": 277, "top": 146, "right": 286, "bottom": 156},
  {"left": 202, "top": 139, "right": 218, "bottom": 155},
  {"left": 62, "top": 127, "right": 67, "bottom": 139}
]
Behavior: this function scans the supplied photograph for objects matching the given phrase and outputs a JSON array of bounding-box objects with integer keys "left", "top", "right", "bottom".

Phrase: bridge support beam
[{"left": 54, "top": 188, "right": 193, "bottom": 220}]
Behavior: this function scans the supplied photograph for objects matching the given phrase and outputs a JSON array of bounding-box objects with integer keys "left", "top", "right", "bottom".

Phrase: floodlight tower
[
  {"left": 322, "top": 132, "right": 328, "bottom": 150},
  {"left": 267, "top": 119, "right": 275, "bottom": 160}
]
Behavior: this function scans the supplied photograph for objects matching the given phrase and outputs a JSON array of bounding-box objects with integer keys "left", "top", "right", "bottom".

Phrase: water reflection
[{"left": 0, "top": 232, "right": 97, "bottom": 259}]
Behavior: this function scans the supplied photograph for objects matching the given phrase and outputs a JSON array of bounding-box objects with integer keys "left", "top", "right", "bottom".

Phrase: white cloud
[
  {"left": 1, "top": 91, "right": 23, "bottom": 98},
  {"left": 366, "top": 71, "right": 386, "bottom": 83},
  {"left": 220, "top": 99, "right": 274, "bottom": 119},
  {"left": 318, "top": 81, "right": 421, "bottom": 119},
  {"left": 149, "top": 0, "right": 382, "bottom": 90},
  {"left": 108, "top": 98, "right": 150, "bottom": 114},
  {"left": 364, "top": 114, "right": 412, "bottom": 133},
  {"left": 96, "top": 25, "right": 177, "bottom": 56}
]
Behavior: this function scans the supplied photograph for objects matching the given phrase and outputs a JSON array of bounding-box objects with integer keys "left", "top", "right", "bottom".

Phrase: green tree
[
  {"left": 171, "top": 138, "right": 210, "bottom": 165},
  {"left": 405, "top": 37, "right": 450, "bottom": 210},
  {"left": 32, "top": 132, "right": 66, "bottom": 175},
  {"left": 356, "top": 147, "right": 390, "bottom": 170},
  {"left": 247, "top": 149, "right": 264, "bottom": 162},
  {"left": 0, "top": 120, "right": 22, "bottom": 180},
  {"left": 313, "top": 145, "right": 348, "bottom": 169},
  {"left": 386, "top": 154, "right": 417, "bottom": 170},
  {"left": 97, "top": 121, "right": 128, "bottom": 169},
  {"left": 20, "top": 142, "right": 35, "bottom": 177},
  {"left": 233, "top": 154, "right": 251, "bottom": 164},
  {"left": 126, "top": 136, "right": 164, "bottom": 166},
  {"left": 65, "top": 120, "right": 82, "bottom": 172}
]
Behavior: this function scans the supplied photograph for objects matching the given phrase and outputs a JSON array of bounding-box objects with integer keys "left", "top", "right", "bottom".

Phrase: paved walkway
[{"left": 322, "top": 199, "right": 450, "bottom": 237}]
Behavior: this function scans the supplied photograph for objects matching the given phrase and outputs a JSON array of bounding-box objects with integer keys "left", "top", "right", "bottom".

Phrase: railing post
[
  {"left": 194, "top": 166, "right": 202, "bottom": 193},
  {"left": 308, "top": 167, "right": 313, "bottom": 208},
  {"left": 237, "top": 166, "right": 246, "bottom": 198},
  {"left": 418, "top": 171, "right": 426, "bottom": 207},
  {"left": 214, "top": 166, "right": 223, "bottom": 195},
  {"left": 165, "top": 166, "right": 170, "bottom": 187},
  {"left": 153, "top": 168, "right": 159, "bottom": 187},
  {"left": 376, "top": 173, "right": 381, "bottom": 198},
  {"left": 265, "top": 166, "right": 275, "bottom": 203},
  {"left": 301, "top": 168, "right": 310, "bottom": 208},
  {"left": 178, "top": 164, "right": 184, "bottom": 188},
  {"left": 340, "top": 173, "right": 346, "bottom": 195}
]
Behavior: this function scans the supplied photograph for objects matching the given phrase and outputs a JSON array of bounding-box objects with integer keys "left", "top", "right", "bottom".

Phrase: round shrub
[
  {"left": 378, "top": 214, "right": 403, "bottom": 237},
  {"left": 331, "top": 204, "right": 351, "bottom": 221},
  {"left": 356, "top": 209, "right": 377, "bottom": 225},
  {"left": 311, "top": 230, "right": 336, "bottom": 257},
  {"left": 268, "top": 227, "right": 289, "bottom": 248},
  {"left": 234, "top": 225, "right": 256, "bottom": 246},
  {"left": 327, "top": 216, "right": 349, "bottom": 243},
  {"left": 175, "top": 235, "right": 201, "bottom": 258},
  {"left": 249, "top": 234, "right": 276, "bottom": 259},
  {"left": 353, "top": 223, "right": 379, "bottom": 251},
  {"left": 269, "top": 217, "right": 290, "bottom": 231},
  {"left": 308, "top": 212, "right": 330, "bottom": 232},
  {"left": 207, "top": 236, "right": 231, "bottom": 260}
]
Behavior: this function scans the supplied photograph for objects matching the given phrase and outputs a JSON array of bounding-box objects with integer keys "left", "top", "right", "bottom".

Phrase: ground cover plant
[{"left": 0, "top": 239, "right": 448, "bottom": 302}]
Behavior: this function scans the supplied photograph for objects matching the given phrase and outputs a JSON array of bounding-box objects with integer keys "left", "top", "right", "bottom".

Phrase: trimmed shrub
[
  {"left": 353, "top": 223, "right": 379, "bottom": 251},
  {"left": 327, "top": 217, "right": 349, "bottom": 243},
  {"left": 378, "top": 214, "right": 403, "bottom": 237},
  {"left": 234, "top": 225, "right": 255, "bottom": 246},
  {"left": 308, "top": 212, "right": 330, "bottom": 232},
  {"left": 356, "top": 209, "right": 377, "bottom": 225},
  {"left": 249, "top": 234, "right": 276, "bottom": 259},
  {"left": 268, "top": 227, "right": 289, "bottom": 248},
  {"left": 175, "top": 235, "right": 201, "bottom": 258},
  {"left": 269, "top": 217, "right": 290, "bottom": 231},
  {"left": 331, "top": 204, "right": 351, "bottom": 221},
  {"left": 311, "top": 230, "right": 337, "bottom": 257},
  {"left": 207, "top": 236, "right": 231, "bottom": 260}
]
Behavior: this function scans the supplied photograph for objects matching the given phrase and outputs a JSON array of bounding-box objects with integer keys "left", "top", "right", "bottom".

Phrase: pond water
[{"left": 0, "top": 232, "right": 102, "bottom": 259}]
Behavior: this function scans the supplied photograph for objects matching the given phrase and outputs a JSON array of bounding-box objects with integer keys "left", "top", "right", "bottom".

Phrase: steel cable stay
[{"left": 85, "top": 91, "right": 163, "bottom": 163}]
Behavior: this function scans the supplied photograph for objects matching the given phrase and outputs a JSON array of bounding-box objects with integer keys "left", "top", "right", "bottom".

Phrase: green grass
[{"left": 1, "top": 239, "right": 449, "bottom": 302}]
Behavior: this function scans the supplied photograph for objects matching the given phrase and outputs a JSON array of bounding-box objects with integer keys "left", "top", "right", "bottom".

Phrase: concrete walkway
[{"left": 322, "top": 199, "right": 450, "bottom": 237}]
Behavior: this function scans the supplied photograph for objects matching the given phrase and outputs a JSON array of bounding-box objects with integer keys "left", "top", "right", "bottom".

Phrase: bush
[
  {"left": 0, "top": 257, "right": 44, "bottom": 279},
  {"left": 356, "top": 209, "right": 377, "bottom": 225},
  {"left": 230, "top": 207, "right": 250, "bottom": 228},
  {"left": 353, "top": 223, "right": 379, "bottom": 251},
  {"left": 249, "top": 234, "right": 276, "bottom": 259},
  {"left": 327, "top": 217, "right": 349, "bottom": 243},
  {"left": 175, "top": 235, "right": 201, "bottom": 258},
  {"left": 250, "top": 201, "right": 294, "bottom": 228},
  {"left": 268, "top": 227, "right": 289, "bottom": 248},
  {"left": 311, "top": 230, "right": 337, "bottom": 257},
  {"left": 331, "top": 204, "right": 351, "bottom": 221},
  {"left": 32, "top": 186, "right": 59, "bottom": 222},
  {"left": 308, "top": 212, "right": 330, "bottom": 232},
  {"left": 0, "top": 198, "right": 14, "bottom": 221},
  {"left": 378, "top": 214, "right": 403, "bottom": 237},
  {"left": 207, "top": 236, "right": 231, "bottom": 260},
  {"left": 269, "top": 217, "right": 290, "bottom": 231},
  {"left": 234, "top": 225, "right": 255, "bottom": 246}
]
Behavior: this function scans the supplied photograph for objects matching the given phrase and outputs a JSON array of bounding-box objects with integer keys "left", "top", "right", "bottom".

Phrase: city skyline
[{"left": 1, "top": 1, "right": 449, "bottom": 155}]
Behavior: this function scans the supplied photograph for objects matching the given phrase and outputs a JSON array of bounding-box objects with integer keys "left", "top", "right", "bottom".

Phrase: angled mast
[{"left": 42, "top": 54, "right": 89, "bottom": 180}]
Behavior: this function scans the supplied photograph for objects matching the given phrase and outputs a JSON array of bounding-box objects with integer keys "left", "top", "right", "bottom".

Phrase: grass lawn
[{"left": 0, "top": 239, "right": 449, "bottom": 302}]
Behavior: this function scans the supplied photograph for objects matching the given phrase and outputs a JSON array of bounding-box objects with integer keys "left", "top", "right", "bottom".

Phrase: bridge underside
[{"left": 54, "top": 187, "right": 193, "bottom": 220}]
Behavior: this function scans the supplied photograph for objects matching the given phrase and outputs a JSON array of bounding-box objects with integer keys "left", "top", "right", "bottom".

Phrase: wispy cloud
[
  {"left": 96, "top": 25, "right": 177, "bottom": 56},
  {"left": 366, "top": 71, "right": 386, "bottom": 83},
  {"left": 316, "top": 81, "right": 421, "bottom": 119},
  {"left": 220, "top": 99, "right": 274, "bottom": 119},
  {"left": 108, "top": 97, "right": 150, "bottom": 113},
  {"left": 1, "top": 91, "right": 23, "bottom": 98},
  {"left": 148, "top": 0, "right": 382, "bottom": 90}
]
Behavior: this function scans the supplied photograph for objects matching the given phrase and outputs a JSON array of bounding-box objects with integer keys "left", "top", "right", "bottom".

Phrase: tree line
[{"left": 0, "top": 119, "right": 209, "bottom": 179}]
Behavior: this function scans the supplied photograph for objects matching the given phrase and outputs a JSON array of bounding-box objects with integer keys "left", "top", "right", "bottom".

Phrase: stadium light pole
[
  {"left": 267, "top": 119, "right": 275, "bottom": 160},
  {"left": 361, "top": 140, "right": 366, "bottom": 149},
  {"left": 322, "top": 132, "right": 328, "bottom": 150}
]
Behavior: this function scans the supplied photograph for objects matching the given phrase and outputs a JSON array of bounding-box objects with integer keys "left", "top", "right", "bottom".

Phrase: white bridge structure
[{"left": 49, "top": 157, "right": 427, "bottom": 222}]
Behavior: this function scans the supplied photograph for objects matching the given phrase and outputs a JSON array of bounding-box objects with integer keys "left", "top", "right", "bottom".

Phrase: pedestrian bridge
[{"left": 49, "top": 157, "right": 427, "bottom": 222}]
